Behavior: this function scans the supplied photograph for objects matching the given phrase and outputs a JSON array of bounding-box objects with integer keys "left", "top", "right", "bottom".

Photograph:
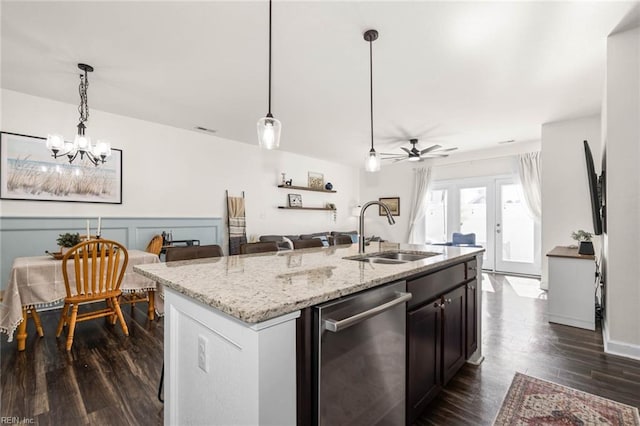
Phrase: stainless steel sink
[
  {"left": 370, "top": 251, "right": 440, "bottom": 262},
  {"left": 344, "top": 251, "right": 440, "bottom": 264}
]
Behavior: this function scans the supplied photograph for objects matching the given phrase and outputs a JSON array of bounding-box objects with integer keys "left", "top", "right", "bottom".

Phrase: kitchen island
[{"left": 135, "top": 242, "right": 484, "bottom": 426}]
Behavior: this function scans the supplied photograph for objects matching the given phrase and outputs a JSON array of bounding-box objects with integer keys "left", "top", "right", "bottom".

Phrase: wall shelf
[
  {"left": 278, "top": 206, "right": 336, "bottom": 211},
  {"left": 277, "top": 184, "right": 336, "bottom": 193}
]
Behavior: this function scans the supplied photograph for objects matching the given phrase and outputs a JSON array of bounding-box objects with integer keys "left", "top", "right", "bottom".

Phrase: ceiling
[{"left": 1, "top": 1, "right": 635, "bottom": 167}]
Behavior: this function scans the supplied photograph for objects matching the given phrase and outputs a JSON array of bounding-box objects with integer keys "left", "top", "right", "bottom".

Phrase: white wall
[
  {"left": 540, "top": 115, "right": 601, "bottom": 285},
  {"left": 0, "top": 90, "right": 361, "bottom": 250},
  {"left": 603, "top": 26, "right": 640, "bottom": 357},
  {"left": 359, "top": 140, "right": 540, "bottom": 243}
]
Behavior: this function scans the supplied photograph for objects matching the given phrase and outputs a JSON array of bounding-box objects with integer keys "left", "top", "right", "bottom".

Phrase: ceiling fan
[{"left": 380, "top": 138, "right": 458, "bottom": 163}]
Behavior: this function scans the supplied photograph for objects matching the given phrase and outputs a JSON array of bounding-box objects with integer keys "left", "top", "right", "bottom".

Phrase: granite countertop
[{"left": 134, "top": 242, "right": 483, "bottom": 324}]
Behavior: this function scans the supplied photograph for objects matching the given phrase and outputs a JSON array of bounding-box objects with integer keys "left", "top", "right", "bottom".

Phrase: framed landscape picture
[
  {"left": 308, "top": 171, "right": 324, "bottom": 189},
  {"left": 0, "top": 132, "right": 123, "bottom": 204},
  {"left": 379, "top": 197, "right": 400, "bottom": 216}
]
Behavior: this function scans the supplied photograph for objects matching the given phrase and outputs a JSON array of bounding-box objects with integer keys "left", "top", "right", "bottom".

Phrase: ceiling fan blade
[
  {"left": 440, "top": 147, "right": 458, "bottom": 152},
  {"left": 420, "top": 144, "right": 442, "bottom": 155},
  {"left": 422, "top": 153, "right": 450, "bottom": 158},
  {"left": 400, "top": 147, "right": 412, "bottom": 155},
  {"left": 392, "top": 158, "right": 407, "bottom": 163}
]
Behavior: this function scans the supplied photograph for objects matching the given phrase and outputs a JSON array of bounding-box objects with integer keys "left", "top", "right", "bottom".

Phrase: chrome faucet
[{"left": 359, "top": 201, "right": 396, "bottom": 253}]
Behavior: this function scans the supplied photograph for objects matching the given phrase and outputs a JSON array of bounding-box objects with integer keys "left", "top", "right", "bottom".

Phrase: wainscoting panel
[{"left": 0, "top": 216, "right": 222, "bottom": 290}]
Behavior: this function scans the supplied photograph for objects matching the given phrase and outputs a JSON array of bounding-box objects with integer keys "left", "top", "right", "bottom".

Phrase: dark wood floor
[{"left": 2, "top": 274, "right": 639, "bottom": 425}]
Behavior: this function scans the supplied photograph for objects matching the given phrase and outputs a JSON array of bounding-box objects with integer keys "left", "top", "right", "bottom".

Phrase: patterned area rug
[{"left": 494, "top": 372, "right": 640, "bottom": 425}]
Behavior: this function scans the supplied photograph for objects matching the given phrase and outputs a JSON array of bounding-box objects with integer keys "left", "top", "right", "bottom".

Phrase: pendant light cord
[
  {"left": 369, "top": 39, "right": 374, "bottom": 151},
  {"left": 267, "top": 0, "right": 272, "bottom": 117}
]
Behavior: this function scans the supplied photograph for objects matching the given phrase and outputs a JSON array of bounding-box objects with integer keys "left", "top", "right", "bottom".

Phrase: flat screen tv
[{"left": 583, "top": 140, "right": 602, "bottom": 235}]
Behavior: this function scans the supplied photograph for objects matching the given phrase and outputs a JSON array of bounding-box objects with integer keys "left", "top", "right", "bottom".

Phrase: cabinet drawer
[
  {"left": 466, "top": 259, "right": 478, "bottom": 280},
  {"left": 407, "top": 263, "right": 466, "bottom": 309}
]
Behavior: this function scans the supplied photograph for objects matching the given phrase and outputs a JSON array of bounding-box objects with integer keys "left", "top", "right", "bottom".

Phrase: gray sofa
[{"left": 259, "top": 230, "right": 358, "bottom": 249}]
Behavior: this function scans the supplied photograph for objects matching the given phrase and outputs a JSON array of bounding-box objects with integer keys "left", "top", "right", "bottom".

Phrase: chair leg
[
  {"left": 112, "top": 297, "right": 129, "bottom": 336},
  {"left": 16, "top": 307, "right": 28, "bottom": 352},
  {"left": 29, "top": 307, "right": 44, "bottom": 337},
  {"left": 106, "top": 298, "right": 117, "bottom": 325},
  {"left": 148, "top": 291, "right": 155, "bottom": 321},
  {"left": 56, "top": 302, "right": 70, "bottom": 337},
  {"left": 65, "top": 304, "right": 79, "bottom": 351}
]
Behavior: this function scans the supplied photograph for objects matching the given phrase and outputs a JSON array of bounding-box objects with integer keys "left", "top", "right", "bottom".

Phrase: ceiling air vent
[{"left": 194, "top": 126, "right": 217, "bottom": 134}]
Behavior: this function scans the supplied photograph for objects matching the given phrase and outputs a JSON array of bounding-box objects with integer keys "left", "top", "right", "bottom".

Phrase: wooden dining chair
[
  {"left": 293, "top": 239, "right": 324, "bottom": 249},
  {"left": 56, "top": 239, "right": 129, "bottom": 351},
  {"left": 239, "top": 241, "right": 279, "bottom": 255},
  {"left": 119, "top": 234, "right": 165, "bottom": 319},
  {"left": 145, "top": 234, "right": 164, "bottom": 256}
]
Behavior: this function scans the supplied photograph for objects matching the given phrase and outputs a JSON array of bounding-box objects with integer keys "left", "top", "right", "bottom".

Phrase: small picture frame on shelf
[
  {"left": 288, "top": 193, "right": 302, "bottom": 207},
  {"left": 379, "top": 197, "right": 400, "bottom": 216},
  {"left": 308, "top": 172, "right": 324, "bottom": 189}
]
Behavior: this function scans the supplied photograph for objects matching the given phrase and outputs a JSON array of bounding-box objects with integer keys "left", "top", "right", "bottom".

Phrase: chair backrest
[
  {"left": 240, "top": 242, "right": 279, "bottom": 255},
  {"left": 452, "top": 232, "right": 476, "bottom": 245},
  {"left": 165, "top": 245, "right": 223, "bottom": 262},
  {"left": 61, "top": 239, "right": 129, "bottom": 298},
  {"left": 145, "top": 235, "right": 164, "bottom": 256},
  {"left": 332, "top": 235, "right": 353, "bottom": 246},
  {"left": 293, "top": 239, "right": 324, "bottom": 249}
]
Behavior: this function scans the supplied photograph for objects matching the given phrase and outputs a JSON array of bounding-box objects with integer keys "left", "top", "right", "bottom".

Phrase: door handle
[
  {"left": 496, "top": 230, "right": 501, "bottom": 234},
  {"left": 323, "top": 292, "right": 413, "bottom": 332}
]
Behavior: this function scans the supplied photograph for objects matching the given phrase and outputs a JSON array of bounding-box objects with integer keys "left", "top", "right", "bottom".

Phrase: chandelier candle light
[
  {"left": 46, "top": 63, "right": 112, "bottom": 166},
  {"left": 256, "top": 0, "right": 281, "bottom": 150},
  {"left": 364, "top": 29, "right": 381, "bottom": 173}
]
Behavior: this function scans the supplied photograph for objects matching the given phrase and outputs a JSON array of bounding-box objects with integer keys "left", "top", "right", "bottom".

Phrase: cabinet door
[
  {"left": 407, "top": 301, "right": 442, "bottom": 425},
  {"left": 442, "top": 285, "right": 466, "bottom": 384},
  {"left": 465, "top": 279, "right": 478, "bottom": 359}
]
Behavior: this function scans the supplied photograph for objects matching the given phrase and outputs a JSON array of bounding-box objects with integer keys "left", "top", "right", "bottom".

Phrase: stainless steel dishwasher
[{"left": 313, "top": 281, "right": 412, "bottom": 426}]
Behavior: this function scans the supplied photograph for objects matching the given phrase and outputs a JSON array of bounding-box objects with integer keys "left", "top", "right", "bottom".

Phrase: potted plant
[
  {"left": 571, "top": 230, "right": 594, "bottom": 255},
  {"left": 57, "top": 232, "right": 82, "bottom": 254}
]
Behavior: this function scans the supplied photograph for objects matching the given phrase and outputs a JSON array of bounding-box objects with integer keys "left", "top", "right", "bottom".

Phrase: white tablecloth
[{"left": 0, "top": 249, "right": 160, "bottom": 341}]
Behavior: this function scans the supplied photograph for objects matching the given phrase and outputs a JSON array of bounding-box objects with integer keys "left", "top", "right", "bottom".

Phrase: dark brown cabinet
[
  {"left": 442, "top": 285, "right": 466, "bottom": 385},
  {"left": 407, "top": 300, "right": 442, "bottom": 425},
  {"left": 406, "top": 257, "right": 480, "bottom": 424},
  {"left": 465, "top": 279, "right": 478, "bottom": 359}
]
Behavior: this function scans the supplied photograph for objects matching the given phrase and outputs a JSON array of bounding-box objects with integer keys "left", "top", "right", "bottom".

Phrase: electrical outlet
[{"left": 198, "top": 335, "right": 208, "bottom": 373}]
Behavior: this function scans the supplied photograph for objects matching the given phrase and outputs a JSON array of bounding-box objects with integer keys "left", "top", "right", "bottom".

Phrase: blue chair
[{"left": 452, "top": 232, "right": 476, "bottom": 245}]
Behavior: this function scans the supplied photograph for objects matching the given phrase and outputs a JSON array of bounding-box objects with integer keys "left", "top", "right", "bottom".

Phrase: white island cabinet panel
[{"left": 165, "top": 287, "right": 299, "bottom": 426}]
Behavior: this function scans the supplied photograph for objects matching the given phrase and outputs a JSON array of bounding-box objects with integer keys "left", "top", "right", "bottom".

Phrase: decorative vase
[
  {"left": 325, "top": 182, "right": 333, "bottom": 190},
  {"left": 578, "top": 241, "right": 594, "bottom": 255}
]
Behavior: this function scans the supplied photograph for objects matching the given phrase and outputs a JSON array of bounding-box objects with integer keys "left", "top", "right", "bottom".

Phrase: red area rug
[{"left": 494, "top": 372, "right": 640, "bottom": 425}]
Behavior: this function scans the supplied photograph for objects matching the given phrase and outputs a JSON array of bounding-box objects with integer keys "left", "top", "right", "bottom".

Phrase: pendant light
[
  {"left": 257, "top": 0, "right": 281, "bottom": 150},
  {"left": 364, "top": 29, "right": 381, "bottom": 172},
  {"left": 46, "top": 63, "right": 111, "bottom": 166}
]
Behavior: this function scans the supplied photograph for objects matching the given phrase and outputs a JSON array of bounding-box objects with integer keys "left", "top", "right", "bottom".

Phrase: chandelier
[{"left": 46, "top": 63, "right": 111, "bottom": 166}]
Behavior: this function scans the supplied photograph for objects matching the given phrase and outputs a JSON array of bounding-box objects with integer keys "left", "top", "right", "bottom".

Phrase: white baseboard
[{"left": 602, "top": 319, "right": 640, "bottom": 361}]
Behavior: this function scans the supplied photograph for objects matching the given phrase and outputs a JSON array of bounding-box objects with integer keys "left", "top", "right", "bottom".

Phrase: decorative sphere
[{"left": 325, "top": 182, "right": 333, "bottom": 190}]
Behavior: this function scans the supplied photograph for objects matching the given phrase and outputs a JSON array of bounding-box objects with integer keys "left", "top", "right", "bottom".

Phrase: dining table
[{"left": 0, "top": 249, "right": 161, "bottom": 351}]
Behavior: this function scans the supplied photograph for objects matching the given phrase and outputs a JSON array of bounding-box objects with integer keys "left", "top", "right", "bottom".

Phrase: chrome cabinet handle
[
  {"left": 446, "top": 298, "right": 452, "bottom": 304},
  {"left": 433, "top": 301, "right": 445, "bottom": 309},
  {"left": 323, "top": 292, "right": 413, "bottom": 333},
  {"left": 468, "top": 266, "right": 477, "bottom": 271},
  {"left": 467, "top": 284, "right": 476, "bottom": 290}
]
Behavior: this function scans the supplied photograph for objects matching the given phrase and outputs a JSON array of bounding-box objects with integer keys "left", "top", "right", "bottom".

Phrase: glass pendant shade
[
  {"left": 46, "top": 134, "right": 65, "bottom": 151},
  {"left": 365, "top": 149, "right": 381, "bottom": 172},
  {"left": 74, "top": 133, "right": 92, "bottom": 152},
  {"left": 257, "top": 116, "right": 281, "bottom": 150},
  {"left": 93, "top": 140, "right": 112, "bottom": 158}
]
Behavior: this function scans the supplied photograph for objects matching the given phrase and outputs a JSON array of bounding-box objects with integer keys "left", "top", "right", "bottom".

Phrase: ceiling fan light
[
  {"left": 408, "top": 155, "right": 420, "bottom": 162},
  {"left": 365, "top": 149, "right": 381, "bottom": 172},
  {"left": 257, "top": 115, "right": 281, "bottom": 150}
]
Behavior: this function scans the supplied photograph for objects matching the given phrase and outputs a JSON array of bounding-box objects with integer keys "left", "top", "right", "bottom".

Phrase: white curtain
[
  {"left": 407, "top": 167, "right": 432, "bottom": 244},
  {"left": 517, "top": 152, "right": 542, "bottom": 221}
]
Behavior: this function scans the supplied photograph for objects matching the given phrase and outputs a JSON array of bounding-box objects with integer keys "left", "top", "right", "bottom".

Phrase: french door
[{"left": 428, "top": 177, "right": 541, "bottom": 276}]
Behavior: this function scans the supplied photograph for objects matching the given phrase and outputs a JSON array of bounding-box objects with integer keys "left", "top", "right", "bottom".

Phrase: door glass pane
[
  {"left": 459, "top": 187, "right": 486, "bottom": 246},
  {"left": 425, "top": 189, "right": 447, "bottom": 242},
  {"left": 501, "top": 184, "right": 534, "bottom": 263}
]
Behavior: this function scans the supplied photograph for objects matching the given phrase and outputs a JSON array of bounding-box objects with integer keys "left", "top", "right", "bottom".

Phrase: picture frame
[
  {"left": 308, "top": 171, "right": 324, "bottom": 189},
  {"left": 288, "top": 193, "right": 302, "bottom": 207},
  {"left": 379, "top": 197, "right": 400, "bottom": 216},
  {"left": 0, "top": 132, "right": 123, "bottom": 204}
]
